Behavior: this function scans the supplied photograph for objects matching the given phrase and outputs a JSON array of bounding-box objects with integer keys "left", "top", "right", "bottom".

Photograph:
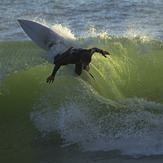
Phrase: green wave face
[{"left": 0, "top": 36, "right": 163, "bottom": 156}]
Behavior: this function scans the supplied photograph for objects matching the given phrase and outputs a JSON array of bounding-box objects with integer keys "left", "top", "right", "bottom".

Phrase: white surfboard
[{"left": 18, "top": 19, "right": 66, "bottom": 51}]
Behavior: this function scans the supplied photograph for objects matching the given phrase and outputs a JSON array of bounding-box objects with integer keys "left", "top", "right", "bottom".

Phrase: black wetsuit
[{"left": 52, "top": 47, "right": 104, "bottom": 76}]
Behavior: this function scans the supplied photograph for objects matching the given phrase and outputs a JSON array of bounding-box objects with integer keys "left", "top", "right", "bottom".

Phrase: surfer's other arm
[
  {"left": 46, "top": 64, "right": 60, "bottom": 84},
  {"left": 90, "top": 47, "right": 110, "bottom": 57},
  {"left": 47, "top": 58, "right": 69, "bottom": 84}
]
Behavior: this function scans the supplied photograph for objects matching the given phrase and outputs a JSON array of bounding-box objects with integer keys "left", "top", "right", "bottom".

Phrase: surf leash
[{"left": 87, "top": 71, "right": 103, "bottom": 96}]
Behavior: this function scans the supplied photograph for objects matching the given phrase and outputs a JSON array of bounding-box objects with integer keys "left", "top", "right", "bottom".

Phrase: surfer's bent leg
[
  {"left": 75, "top": 63, "right": 82, "bottom": 76},
  {"left": 83, "top": 65, "right": 90, "bottom": 71}
]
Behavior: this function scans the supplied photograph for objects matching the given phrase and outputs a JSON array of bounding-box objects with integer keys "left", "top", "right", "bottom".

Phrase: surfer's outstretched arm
[
  {"left": 46, "top": 64, "right": 61, "bottom": 83},
  {"left": 47, "top": 57, "right": 70, "bottom": 84},
  {"left": 90, "top": 47, "right": 110, "bottom": 57},
  {"left": 52, "top": 64, "right": 61, "bottom": 77}
]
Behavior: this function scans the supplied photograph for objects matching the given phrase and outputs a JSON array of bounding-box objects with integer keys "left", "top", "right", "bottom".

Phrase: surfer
[{"left": 46, "top": 47, "right": 110, "bottom": 83}]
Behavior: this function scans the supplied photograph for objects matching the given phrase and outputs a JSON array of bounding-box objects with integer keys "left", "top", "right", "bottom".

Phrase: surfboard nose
[
  {"left": 17, "top": 19, "right": 66, "bottom": 51},
  {"left": 18, "top": 19, "right": 23, "bottom": 23},
  {"left": 18, "top": 19, "right": 28, "bottom": 26},
  {"left": 18, "top": 19, "right": 22, "bottom": 25}
]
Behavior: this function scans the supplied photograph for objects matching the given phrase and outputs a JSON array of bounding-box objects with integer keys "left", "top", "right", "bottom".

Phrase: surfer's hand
[
  {"left": 102, "top": 51, "right": 110, "bottom": 58},
  {"left": 46, "top": 75, "right": 54, "bottom": 84}
]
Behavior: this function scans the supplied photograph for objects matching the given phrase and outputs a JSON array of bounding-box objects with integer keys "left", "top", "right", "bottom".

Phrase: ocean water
[{"left": 0, "top": 0, "right": 163, "bottom": 162}]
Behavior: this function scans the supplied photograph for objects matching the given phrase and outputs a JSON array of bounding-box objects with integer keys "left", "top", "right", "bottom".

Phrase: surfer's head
[{"left": 81, "top": 52, "right": 92, "bottom": 65}]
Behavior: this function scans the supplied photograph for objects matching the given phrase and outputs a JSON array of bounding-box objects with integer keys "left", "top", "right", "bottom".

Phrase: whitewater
[{"left": 0, "top": 0, "right": 163, "bottom": 162}]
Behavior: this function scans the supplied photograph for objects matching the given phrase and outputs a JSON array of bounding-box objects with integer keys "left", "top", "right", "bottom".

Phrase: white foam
[
  {"left": 31, "top": 95, "right": 163, "bottom": 156},
  {"left": 51, "top": 24, "right": 76, "bottom": 40},
  {"left": 46, "top": 24, "right": 78, "bottom": 62}
]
